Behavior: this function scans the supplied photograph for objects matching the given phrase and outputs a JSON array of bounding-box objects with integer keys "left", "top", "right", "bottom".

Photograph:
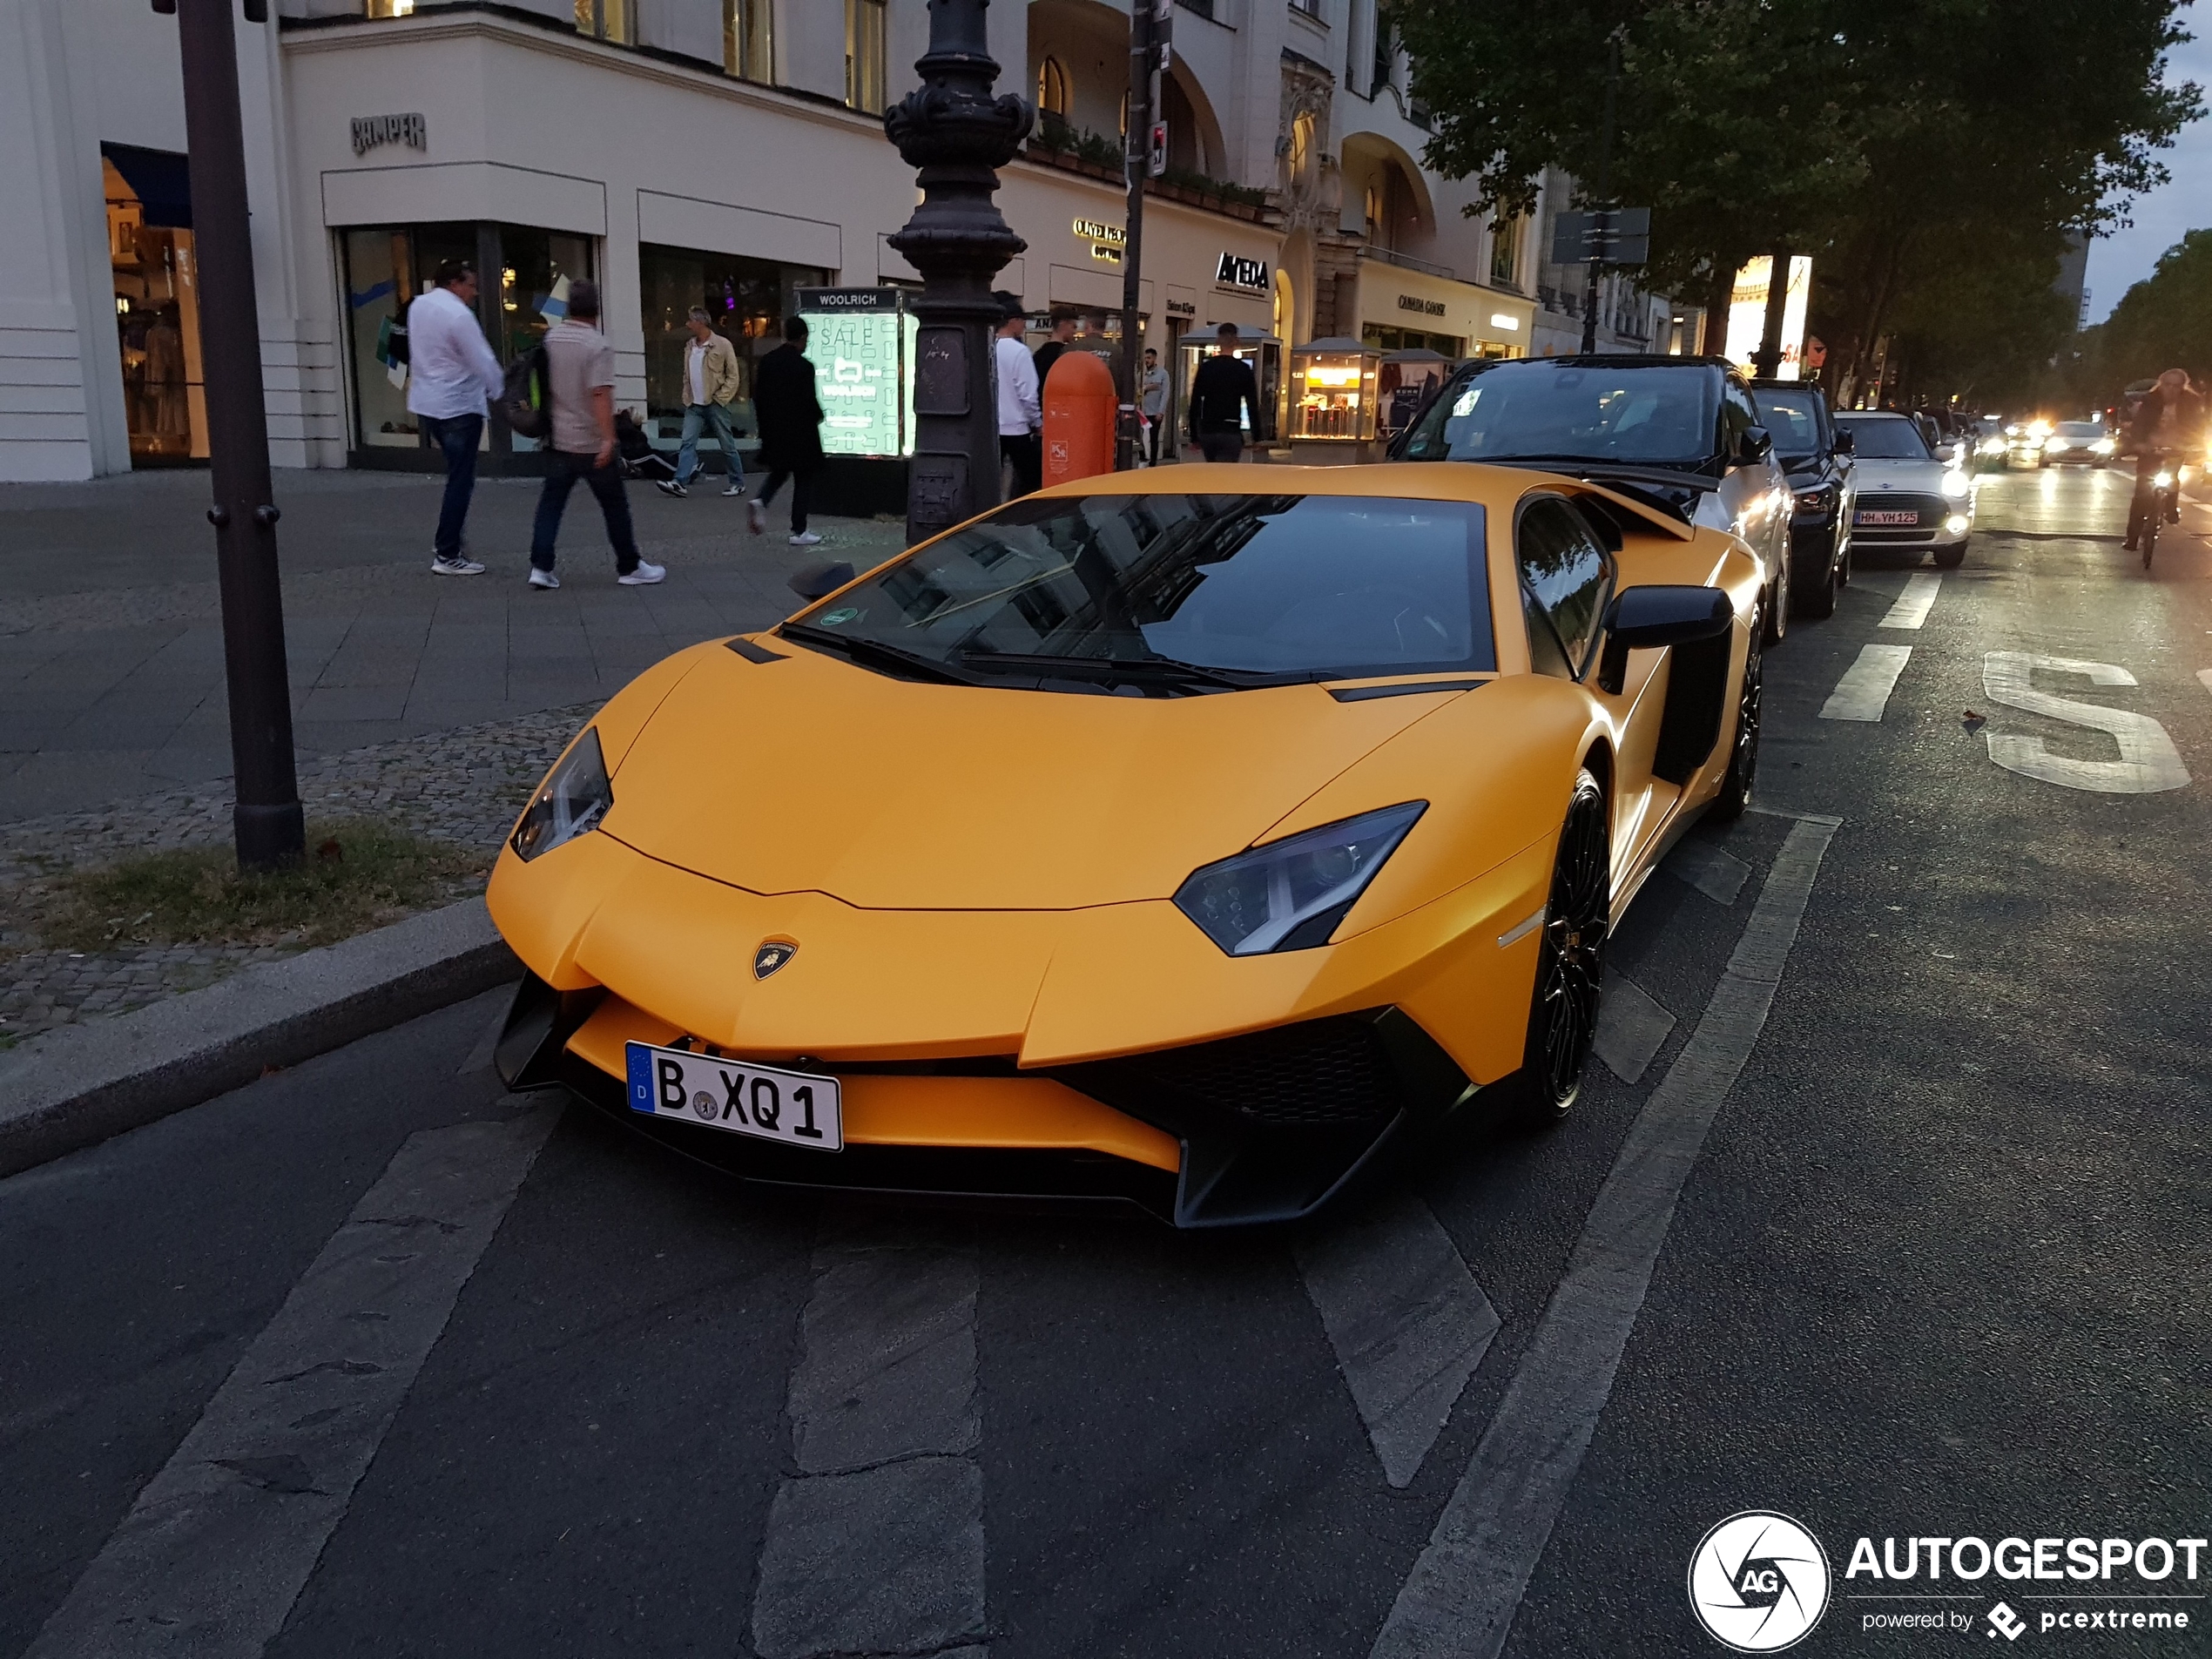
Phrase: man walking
[
  {"left": 995, "top": 307, "right": 1042, "bottom": 497},
  {"left": 658, "top": 306, "right": 747, "bottom": 499},
  {"left": 1140, "top": 345, "right": 1169, "bottom": 465},
  {"left": 529, "top": 280, "right": 665, "bottom": 590},
  {"left": 405, "top": 258, "right": 504, "bottom": 575},
  {"left": 750, "top": 316, "right": 826, "bottom": 546},
  {"left": 1188, "top": 322, "right": 1261, "bottom": 464}
]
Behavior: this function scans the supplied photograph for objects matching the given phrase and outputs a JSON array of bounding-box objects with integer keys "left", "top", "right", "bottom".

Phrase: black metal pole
[
  {"left": 172, "top": 0, "right": 303, "bottom": 870},
  {"left": 1581, "top": 33, "right": 1620, "bottom": 356},
  {"left": 1753, "top": 245, "right": 1791, "bottom": 378},
  {"left": 886, "top": 0, "right": 1032, "bottom": 545},
  {"left": 1114, "top": 3, "right": 1152, "bottom": 471}
]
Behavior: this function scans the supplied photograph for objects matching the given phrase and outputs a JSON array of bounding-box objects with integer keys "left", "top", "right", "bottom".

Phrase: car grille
[{"left": 1085, "top": 1015, "right": 1401, "bottom": 1126}]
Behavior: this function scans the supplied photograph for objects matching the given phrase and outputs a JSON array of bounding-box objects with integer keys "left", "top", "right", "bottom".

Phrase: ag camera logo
[{"left": 1689, "top": 1511, "right": 1832, "bottom": 1651}]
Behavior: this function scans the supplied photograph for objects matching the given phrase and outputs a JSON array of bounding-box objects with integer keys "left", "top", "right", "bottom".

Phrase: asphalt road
[{"left": 4, "top": 464, "right": 2209, "bottom": 1657}]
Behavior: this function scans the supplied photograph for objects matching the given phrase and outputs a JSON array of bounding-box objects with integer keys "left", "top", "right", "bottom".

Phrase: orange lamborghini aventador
[{"left": 488, "top": 463, "right": 1766, "bottom": 1226}]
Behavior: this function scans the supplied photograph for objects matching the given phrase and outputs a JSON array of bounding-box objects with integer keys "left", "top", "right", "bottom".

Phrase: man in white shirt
[
  {"left": 403, "top": 259, "right": 506, "bottom": 576},
  {"left": 1139, "top": 346, "right": 1169, "bottom": 464},
  {"left": 995, "top": 307, "right": 1042, "bottom": 496}
]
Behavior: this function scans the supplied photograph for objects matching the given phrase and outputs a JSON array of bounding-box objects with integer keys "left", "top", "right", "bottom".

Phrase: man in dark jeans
[
  {"left": 749, "top": 315, "right": 826, "bottom": 546},
  {"left": 1188, "top": 322, "right": 1262, "bottom": 462},
  {"left": 403, "top": 258, "right": 505, "bottom": 575},
  {"left": 528, "top": 280, "right": 666, "bottom": 589}
]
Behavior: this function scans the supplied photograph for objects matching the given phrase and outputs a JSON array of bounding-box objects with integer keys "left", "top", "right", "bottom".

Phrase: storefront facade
[{"left": 1353, "top": 258, "right": 1534, "bottom": 364}]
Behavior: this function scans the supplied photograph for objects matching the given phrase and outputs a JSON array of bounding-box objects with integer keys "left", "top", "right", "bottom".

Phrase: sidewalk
[{"left": 0, "top": 468, "right": 903, "bottom": 824}]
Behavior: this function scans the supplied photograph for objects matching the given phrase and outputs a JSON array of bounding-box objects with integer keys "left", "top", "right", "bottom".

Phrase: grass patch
[{"left": 44, "top": 819, "right": 487, "bottom": 953}]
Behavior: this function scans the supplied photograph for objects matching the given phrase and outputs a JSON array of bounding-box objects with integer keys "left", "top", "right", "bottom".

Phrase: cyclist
[{"left": 2124, "top": 368, "right": 2205, "bottom": 552}]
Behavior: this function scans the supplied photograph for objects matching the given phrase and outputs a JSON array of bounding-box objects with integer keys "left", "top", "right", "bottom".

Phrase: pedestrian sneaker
[
  {"left": 617, "top": 561, "right": 668, "bottom": 585},
  {"left": 747, "top": 498, "right": 766, "bottom": 535},
  {"left": 789, "top": 530, "right": 822, "bottom": 546},
  {"left": 528, "top": 568, "right": 560, "bottom": 590},
  {"left": 723, "top": 482, "right": 745, "bottom": 496},
  {"left": 431, "top": 553, "right": 486, "bottom": 576},
  {"left": 656, "top": 479, "right": 687, "bottom": 497}
]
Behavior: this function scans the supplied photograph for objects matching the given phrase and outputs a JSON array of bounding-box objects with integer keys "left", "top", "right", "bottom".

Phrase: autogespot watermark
[{"left": 1689, "top": 1518, "right": 2209, "bottom": 1648}]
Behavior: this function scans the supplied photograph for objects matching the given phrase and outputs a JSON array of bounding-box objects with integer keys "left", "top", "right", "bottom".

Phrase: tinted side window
[
  {"left": 1517, "top": 498, "right": 1612, "bottom": 679},
  {"left": 1720, "top": 377, "right": 1759, "bottom": 458}
]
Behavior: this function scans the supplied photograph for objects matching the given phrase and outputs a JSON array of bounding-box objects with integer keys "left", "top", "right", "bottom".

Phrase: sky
[{"left": 2083, "top": 2, "right": 2211, "bottom": 323}]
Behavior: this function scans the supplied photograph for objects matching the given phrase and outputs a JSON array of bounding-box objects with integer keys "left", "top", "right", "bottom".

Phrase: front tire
[
  {"left": 1507, "top": 768, "right": 1610, "bottom": 1127},
  {"left": 1763, "top": 555, "right": 1791, "bottom": 644},
  {"left": 1709, "top": 606, "right": 1763, "bottom": 821},
  {"left": 1795, "top": 543, "right": 1839, "bottom": 620}
]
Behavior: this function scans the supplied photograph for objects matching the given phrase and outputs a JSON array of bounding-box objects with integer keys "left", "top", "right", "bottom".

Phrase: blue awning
[{"left": 102, "top": 143, "right": 192, "bottom": 229}]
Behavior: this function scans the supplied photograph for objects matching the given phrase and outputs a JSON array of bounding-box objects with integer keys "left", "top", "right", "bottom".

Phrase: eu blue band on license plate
[{"left": 621, "top": 1040, "right": 844, "bottom": 1151}]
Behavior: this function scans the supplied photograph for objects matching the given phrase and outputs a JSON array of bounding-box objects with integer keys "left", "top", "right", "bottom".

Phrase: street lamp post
[
  {"left": 157, "top": 0, "right": 306, "bottom": 871},
  {"left": 885, "top": 0, "right": 1034, "bottom": 546}
]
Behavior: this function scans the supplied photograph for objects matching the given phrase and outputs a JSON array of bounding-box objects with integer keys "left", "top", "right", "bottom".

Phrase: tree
[{"left": 2075, "top": 229, "right": 2212, "bottom": 395}]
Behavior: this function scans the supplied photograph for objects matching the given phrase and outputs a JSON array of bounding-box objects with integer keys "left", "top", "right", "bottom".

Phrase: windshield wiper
[
  {"left": 953, "top": 647, "right": 1317, "bottom": 692},
  {"left": 779, "top": 623, "right": 982, "bottom": 687}
]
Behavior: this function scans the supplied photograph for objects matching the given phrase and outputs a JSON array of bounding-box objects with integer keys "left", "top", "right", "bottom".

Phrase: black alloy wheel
[
  {"left": 1513, "top": 768, "right": 1610, "bottom": 1126},
  {"left": 1710, "top": 605, "right": 1763, "bottom": 821}
]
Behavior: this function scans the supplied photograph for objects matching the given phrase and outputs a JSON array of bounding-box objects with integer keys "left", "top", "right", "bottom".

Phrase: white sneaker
[
  {"left": 528, "top": 568, "right": 560, "bottom": 590},
  {"left": 789, "top": 530, "right": 822, "bottom": 546},
  {"left": 723, "top": 482, "right": 745, "bottom": 496},
  {"left": 617, "top": 561, "right": 667, "bottom": 585},
  {"left": 431, "top": 554, "right": 485, "bottom": 576},
  {"left": 655, "top": 479, "right": 687, "bottom": 498},
  {"left": 747, "top": 499, "right": 766, "bottom": 535}
]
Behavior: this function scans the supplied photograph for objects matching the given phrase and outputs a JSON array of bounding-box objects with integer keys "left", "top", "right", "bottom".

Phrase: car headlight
[
  {"left": 1173, "top": 802, "right": 1426, "bottom": 956},
  {"left": 1940, "top": 471, "right": 1971, "bottom": 500},
  {"left": 2093, "top": 438, "right": 2115, "bottom": 455},
  {"left": 1979, "top": 437, "right": 2007, "bottom": 455},
  {"left": 1793, "top": 483, "right": 1835, "bottom": 514},
  {"left": 2044, "top": 437, "right": 2068, "bottom": 451},
  {"left": 511, "top": 727, "right": 612, "bottom": 860}
]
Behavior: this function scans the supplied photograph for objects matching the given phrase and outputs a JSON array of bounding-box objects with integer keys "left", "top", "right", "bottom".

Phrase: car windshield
[
  {"left": 1834, "top": 416, "right": 1932, "bottom": 459},
  {"left": 1400, "top": 363, "right": 1718, "bottom": 469},
  {"left": 2056, "top": 422, "right": 2104, "bottom": 439},
  {"left": 785, "top": 493, "right": 1496, "bottom": 691},
  {"left": 1753, "top": 389, "right": 1825, "bottom": 457}
]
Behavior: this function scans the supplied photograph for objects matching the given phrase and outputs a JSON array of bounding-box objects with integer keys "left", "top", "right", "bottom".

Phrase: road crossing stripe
[
  {"left": 1297, "top": 1194, "right": 1501, "bottom": 1490},
  {"left": 25, "top": 1103, "right": 559, "bottom": 1659},
  {"left": 1820, "top": 644, "right": 1913, "bottom": 721},
  {"left": 2197, "top": 669, "right": 2212, "bottom": 697},
  {"left": 1367, "top": 817, "right": 1838, "bottom": 1659},
  {"left": 1662, "top": 839, "right": 1750, "bottom": 905},
  {"left": 1878, "top": 572, "right": 1942, "bottom": 630},
  {"left": 750, "top": 1211, "right": 986, "bottom": 1659},
  {"left": 1592, "top": 972, "right": 1676, "bottom": 1085}
]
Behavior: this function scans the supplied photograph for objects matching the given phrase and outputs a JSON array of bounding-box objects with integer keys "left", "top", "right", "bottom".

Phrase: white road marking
[
  {"left": 2196, "top": 668, "right": 2212, "bottom": 697},
  {"left": 1980, "top": 652, "right": 2190, "bottom": 794},
  {"left": 751, "top": 1212, "right": 986, "bottom": 1659},
  {"left": 1297, "top": 1194, "right": 1500, "bottom": 1491},
  {"left": 1592, "top": 972, "right": 1676, "bottom": 1084},
  {"left": 26, "top": 1104, "right": 559, "bottom": 1659},
  {"left": 1662, "top": 839, "right": 1750, "bottom": 905},
  {"left": 1367, "top": 817, "right": 1838, "bottom": 1659},
  {"left": 1819, "top": 644, "right": 1913, "bottom": 722},
  {"left": 1878, "top": 572, "right": 1942, "bottom": 630}
]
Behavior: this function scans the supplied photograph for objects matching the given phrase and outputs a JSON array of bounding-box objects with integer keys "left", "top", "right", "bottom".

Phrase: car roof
[
  {"left": 1491, "top": 354, "right": 1732, "bottom": 373},
  {"left": 1835, "top": 409, "right": 1911, "bottom": 420}
]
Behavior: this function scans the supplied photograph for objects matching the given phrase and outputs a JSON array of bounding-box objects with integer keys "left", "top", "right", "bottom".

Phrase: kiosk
[{"left": 1286, "top": 337, "right": 1383, "bottom": 463}]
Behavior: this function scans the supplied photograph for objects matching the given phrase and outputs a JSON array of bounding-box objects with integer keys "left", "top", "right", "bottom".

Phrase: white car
[{"left": 1832, "top": 411, "right": 1975, "bottom": 569}]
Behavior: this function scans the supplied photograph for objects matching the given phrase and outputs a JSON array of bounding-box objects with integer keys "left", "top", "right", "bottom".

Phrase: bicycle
[{"left": 2133, "top": 453, "right": 2182, "bottom": 570}]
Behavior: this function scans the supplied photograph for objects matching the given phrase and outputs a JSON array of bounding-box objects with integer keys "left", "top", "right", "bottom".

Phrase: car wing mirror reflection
[
  {"left": 1736, "top": 424, "right": 1774, "bottom": 466},
  {"left": 1832, "top": 428, "right": 1854, "bottom": 455},
  {"left": 1594, "top": 584, "right": 1735, "bottom": 694},
  {"left": 788, "top": 560, "right": 857, "bottom": 601}
]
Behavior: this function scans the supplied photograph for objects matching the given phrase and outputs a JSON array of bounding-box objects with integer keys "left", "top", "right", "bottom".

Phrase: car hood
[
  {"left": 597, "top": 642, "right": 1461, "bottom": 910},
  {"left": 1852, "top": 457, "right": 1951, "bottom": 493}
]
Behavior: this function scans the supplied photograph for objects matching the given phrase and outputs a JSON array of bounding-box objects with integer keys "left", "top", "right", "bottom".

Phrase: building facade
[{"left": 3, "top": 0, "right": 1564, "bottom": 483}]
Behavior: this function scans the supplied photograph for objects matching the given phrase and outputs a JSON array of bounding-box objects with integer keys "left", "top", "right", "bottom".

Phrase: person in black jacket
[
  {"left": 749, "top": 316, "right": 826, "bottom": 546},
  {"left": 1188, "top": 323, "right": 1262, "bottom": 462},
  {"left": 2124, "top": 368, "right": 2206, "bottom": 551}
]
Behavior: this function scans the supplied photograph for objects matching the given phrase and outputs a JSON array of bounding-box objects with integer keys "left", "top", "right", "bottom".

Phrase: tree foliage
[{"left": 2074, "top": 230, "right": 2212, "bottom": 395}]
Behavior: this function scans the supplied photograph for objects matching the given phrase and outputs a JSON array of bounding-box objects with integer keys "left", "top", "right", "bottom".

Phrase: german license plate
[
  {"left": 624, "top": 1042, "right": 842, "bottom": 1151},
  {"left": 1856, "top": 509, "right": 1919, "bottom": 525}
]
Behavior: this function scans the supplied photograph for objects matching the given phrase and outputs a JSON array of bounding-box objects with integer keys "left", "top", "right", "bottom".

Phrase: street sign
[{"left": 1551, "top": 207, "right": 1650, "bottom": 266}]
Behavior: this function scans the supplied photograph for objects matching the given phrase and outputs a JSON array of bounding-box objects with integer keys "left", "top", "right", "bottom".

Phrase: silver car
[{"left": 1832, "top": 411, "right": 1975, "bottom": 568}]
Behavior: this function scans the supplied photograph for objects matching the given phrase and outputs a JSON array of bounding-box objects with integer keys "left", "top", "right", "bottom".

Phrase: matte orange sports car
[{"left": 489, "top": 464, "right": 1765, "bottom": 1225}]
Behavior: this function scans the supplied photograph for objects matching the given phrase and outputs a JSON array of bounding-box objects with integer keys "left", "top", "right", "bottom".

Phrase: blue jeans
[
  {"left": 421, "top": 413, "right": 482, "bottom": 560},
  {"left": 674, "top": 401, "right": 745, "bottom": 488},
  {"left": 532, "top": 450, "right": 640, "bottom": 574}
]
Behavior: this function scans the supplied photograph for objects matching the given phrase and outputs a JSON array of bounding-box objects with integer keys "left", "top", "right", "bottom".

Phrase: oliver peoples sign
[{"left": 352, "top": 113, "right": 427, "bottom": 157}]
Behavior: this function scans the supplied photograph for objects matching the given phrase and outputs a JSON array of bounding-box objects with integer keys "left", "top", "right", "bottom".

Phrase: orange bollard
[{"left": 1042, "top": 349, "right": 1118, "bottom": 486}]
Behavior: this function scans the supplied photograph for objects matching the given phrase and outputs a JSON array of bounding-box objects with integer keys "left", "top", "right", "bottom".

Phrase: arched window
[
  {"left": 1289, "top": 111, "right": 1316, "bottom": 185},
  {"left": 1363, "top": 181, "right": 1385, "bottom": 241},
  {"left": 1038, "top": 57, "right": 1070, "bottom": 118}
]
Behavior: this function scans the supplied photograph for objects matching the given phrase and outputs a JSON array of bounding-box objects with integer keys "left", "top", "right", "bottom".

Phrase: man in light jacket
[
  {"left": 995, "top": 307, "right": 1042, "bottom": 496},
  {"left": 658, "top": 307, "right": 747, "bottom": 499},
  {"left": 405, "top": 259, "right": 505, "bottom": 575}
]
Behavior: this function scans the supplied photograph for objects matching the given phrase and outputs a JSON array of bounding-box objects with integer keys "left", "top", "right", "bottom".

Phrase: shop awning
[{"left": 102, "top": 144, "right": 192, "bottom": 229}]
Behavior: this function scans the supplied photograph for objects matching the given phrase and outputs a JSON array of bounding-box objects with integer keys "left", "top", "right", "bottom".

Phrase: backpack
[{"left": 498, "top": 345, "right": 550, "bottom": 439}]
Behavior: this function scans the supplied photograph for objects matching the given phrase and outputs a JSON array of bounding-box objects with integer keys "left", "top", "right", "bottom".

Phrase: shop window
[
  {"left": 846, "top": 0, "right": 887, "bottom": 115},
  {"left": 575, "top": 0, "right": 632, "bottom": 44},
  {"left": 637, "top": 244, "right": 826, "bottom": 450},
  {"left": 1490, "top": 214, "right": 1523, "bottom": 288},
  {"left": 103, "top": 152, "right": 206, "bottom": 466},
  {"left": 725, "top": 0, "right": 771, "bottom": 82},
  {"left": 1037, "top": 56, "right": 1069, "bottom": 118}
]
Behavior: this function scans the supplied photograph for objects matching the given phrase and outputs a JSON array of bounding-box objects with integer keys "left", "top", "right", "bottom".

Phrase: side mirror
[
  {"left": 1832, "top": 428, "right": 1854, "bottom": 455},
  {"left": 1934, "top": 440, "right": 1959, "bottom": 463},
  {"left": 1735, "top": 425, "right": 1774, "bottom": 466},
  {"left": 788, "top": 560, "right": 856, "bottom": 601},
  {"left": 1595, "top": 584, "right": 1735, "bottom": 693}
]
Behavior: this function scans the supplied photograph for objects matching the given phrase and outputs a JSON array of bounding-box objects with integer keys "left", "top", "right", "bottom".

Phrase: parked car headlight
[
  {"left": 2044, "top": 436, "right": 2070, "bottom": 452},
  {"left": 1793, "top": 483, "right": 1836, "bottom": 515},
  {"left": 1940, "top": 471, "right": 1972, "bottom": 501},
  {"left": 511, "top": 728, "right": 612, "bottom": 860},
  {"left": 1174, "top": 802, "right": 1426, "bottom": 956}
]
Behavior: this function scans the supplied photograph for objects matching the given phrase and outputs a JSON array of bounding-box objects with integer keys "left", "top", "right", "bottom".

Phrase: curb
[{"left": 0, "top": 898, "right": 519, "bottom": 1178}]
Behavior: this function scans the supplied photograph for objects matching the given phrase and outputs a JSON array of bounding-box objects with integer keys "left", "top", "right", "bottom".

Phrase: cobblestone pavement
[{"left": 0, "top": 702, "right": 595, "bottom": 1047}]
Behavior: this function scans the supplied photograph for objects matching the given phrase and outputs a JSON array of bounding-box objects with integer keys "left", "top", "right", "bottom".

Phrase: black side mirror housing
[
  {"left": 788, "top": 560, "right": 856, "bottom": 601},
  {"left": 1735, "top": 425, "right": 1774, "bottom": 466},
  {"left": 1595, "top": 584, "right": 1736, "bottom": 693},
  {"left": 1832, "top": 428, "right": 1854, "bottom": 455}
]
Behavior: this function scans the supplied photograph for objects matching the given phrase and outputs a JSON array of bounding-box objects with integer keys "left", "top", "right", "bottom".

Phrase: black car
[{"left": 1751, "top": 380, "right": 1856, "bottom": 620}]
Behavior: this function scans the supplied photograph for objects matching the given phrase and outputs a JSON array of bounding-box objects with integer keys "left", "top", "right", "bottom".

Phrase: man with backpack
[
  {"left": 657, "top": 306, "right": 747, "bottom": 499},
  {"left": 405, "top": 259, "right": 505, "bottom": 576},
  {"left": 527, "top": 280, "right": 666, "bottom": 589}
]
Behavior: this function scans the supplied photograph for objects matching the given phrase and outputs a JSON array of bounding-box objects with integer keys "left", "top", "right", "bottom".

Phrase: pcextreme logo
[{"left": 1689, "top": 1512, "right": 1833, "bottom": 1651}]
